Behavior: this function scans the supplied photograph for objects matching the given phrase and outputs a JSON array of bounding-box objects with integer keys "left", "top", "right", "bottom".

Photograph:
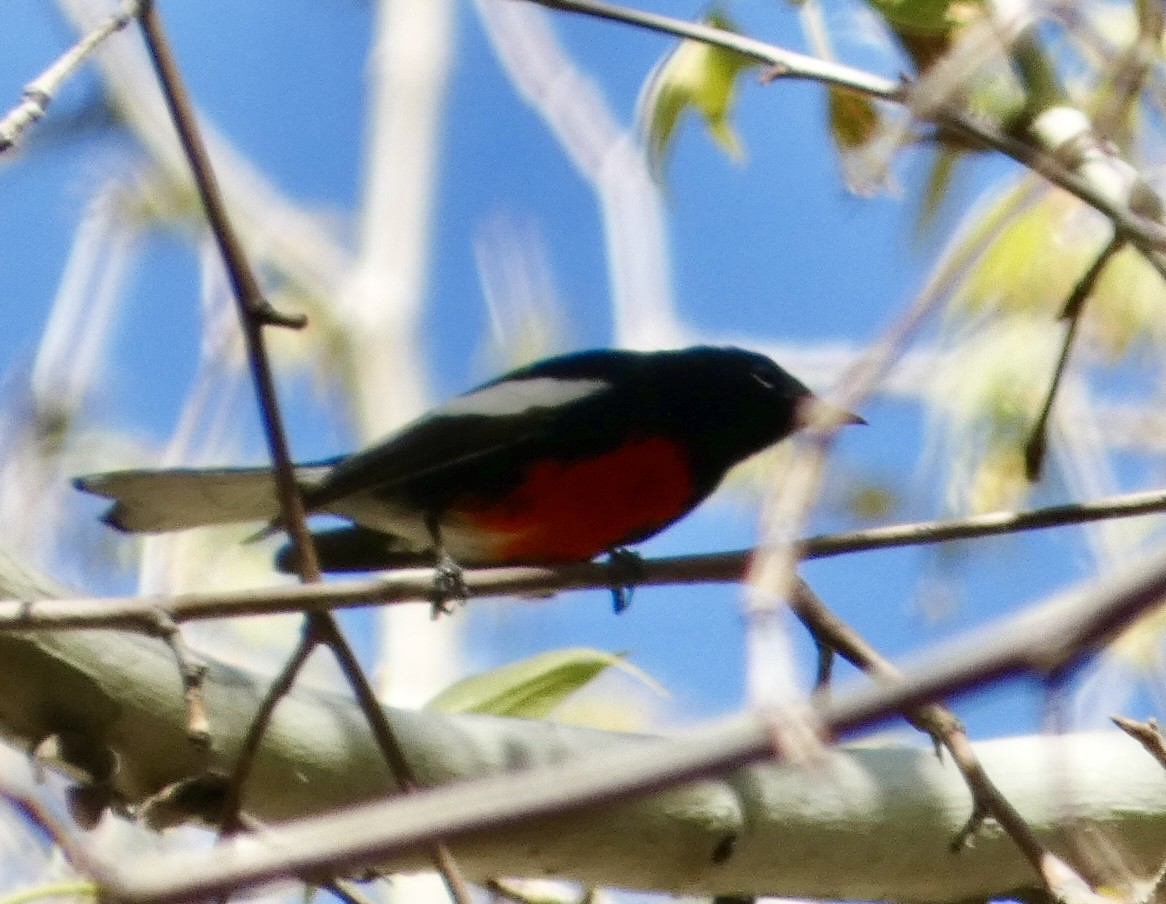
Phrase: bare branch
[
  {"left": 1024, "top": 234, "right": 1126, "bottom": 480},
  {"left": 1112, "top": 715, "right": 1166, "bottom": 771},
  {"left": 791, "top": 579, "right": 1072, "bottom": 885},
  {"left": 518, "top": 0, "right": 1166, "bottom": 262},
  {"left": 522, "top": 0, "right": 902, "bottom": 99},
  {"left": 7, "top": 484, "right": 1166, "bottom": 629},
  {"left": 133, "top": 5, "right": 473, "bottom": 901},
  {"left": 216, "top": 622, "right": 319, "bottom": 835},
  {"left": 0, "top": 0, "right": 139, "bottom": 153}
]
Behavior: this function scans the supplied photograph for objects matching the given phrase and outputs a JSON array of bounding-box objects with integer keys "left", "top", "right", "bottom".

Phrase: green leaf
[
  {"left": 866, "top": 0, "right": 982, "bottom": 73},
  {"left": 426, "top": 648, "right": 665, "bottom": 719},
  {"left": 640, "top": 11, "right": 759, "bottom": 182},
  {"left": 828, "top": 88, "right": 880, "bottom": 150},
  {"left": 948, "top": 192, "right": 1086, "bottom": 320},
  {"left": 928, "top": 319, "right": 1058, "bottom": 513},
  {"left": 0, "top": 882, "right": 98, "bottom": 904},
  {"left": 866, "top": 0, "right": 975, "bottom": 37},
  {"left": 917, "top": 146, "right": 961, "bottom": 234}
]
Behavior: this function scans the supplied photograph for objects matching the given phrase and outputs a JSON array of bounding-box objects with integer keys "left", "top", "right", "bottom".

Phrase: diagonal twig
[
  {"left": 0, "top": 0, "right": 140, "bottom": 153},
  {"left": 1024, "top": 234, "right": 1126, "bottom": 481},
  {"left": 1110, "top": 716, "right": 1166, "bottom": 904},
  {"left": 519, "top": 0, "right": 1166, "bottom": 264},
  {"left": 1112, "top": 715, "right": 1166, "bottom": 771},
  {"left": 790, "top": 578, "right": 1077, "bottom": 889},
  {"left": 133, "top": 4, "right": 473, "bottom": 901}
]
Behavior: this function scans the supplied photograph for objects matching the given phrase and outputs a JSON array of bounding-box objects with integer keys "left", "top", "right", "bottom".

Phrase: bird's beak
[{"left": 793, "top": 394, "right": 866, "bottom": 430}]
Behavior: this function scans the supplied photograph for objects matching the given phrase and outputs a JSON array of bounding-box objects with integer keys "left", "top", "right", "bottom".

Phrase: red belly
[{"left": 454, "top": 436, "right": 695, "bottom": 563}]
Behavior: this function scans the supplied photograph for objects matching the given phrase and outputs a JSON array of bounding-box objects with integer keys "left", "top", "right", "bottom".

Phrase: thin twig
[
  {"left": 13, "top": 484, "right": 1166, "bottom": 629},
  {"left": 1111, "top": 715, "right": 1166, "bottom": 770},
  {"left": 520, "top": 0, "right": 1166, "bottom": 263},
  {"left": 791, "top": 579, "right": 1059, "bottom": 875},
  {"left": 0, "top": 0, "right": 140, "bottom": 153},
  {"left": 1024, "top": 235, "right": 1126, "bottom": 480},
  {"left": 135, "top": 5, "right": 473, "bottom": 902},
  {"left": 134, "top": 0, "right": 314, "bottom": 570},
  {"left": 216, "top": 622, "right": 319, "bottom": 835},
  {"left": 527, "top": 0, "right": 902, "bottom": 98},
  {"left": 1109, "top": 717, "right": 1166, "bottom": 904},
  {"left": 0, "top": 778, "right": 90, "bottom": 868},
  {"left": 147, "top": 608, "right": 210, "bottom": 745}
]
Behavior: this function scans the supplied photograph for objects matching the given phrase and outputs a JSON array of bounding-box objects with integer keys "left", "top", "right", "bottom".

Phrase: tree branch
[
  {"left": 518, "top": 0, "right": 1166, "bottom": 261},
  {"left": 133, "top": 4, "right": 471, "bottom": 900},
  {"left": 86, "top": 526, "right": 1166, "bottom": 900},
  {"left": 524, "top": 0, "right": 902, "bottom": 99},
  {"left": 0, "top": 0, "right": 139, "bottom": 153},
  {"left": 7, "top": 485, "right": 1166, "bottom": 630},
  {"left": 4, "top": 530, "right": 1166, "bottom": 900},
  {"left": 790, "top": 579, "right": 1082, "bottom": 894},
  {"left": 1024, "top": 234, "right": 1125, "bottom": 480}
]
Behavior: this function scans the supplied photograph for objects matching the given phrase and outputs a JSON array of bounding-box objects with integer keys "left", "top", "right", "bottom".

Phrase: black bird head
[{"left": 645, "top": 346, "right": 862, "bottom": 493}]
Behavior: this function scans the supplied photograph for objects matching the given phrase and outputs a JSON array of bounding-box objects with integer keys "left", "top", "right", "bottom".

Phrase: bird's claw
[
  {"left": 606, "top": 548, "right": 644, "bottom": 614},
  {"left": 430, "top": 552, "right": 468, "bottom": 618}
]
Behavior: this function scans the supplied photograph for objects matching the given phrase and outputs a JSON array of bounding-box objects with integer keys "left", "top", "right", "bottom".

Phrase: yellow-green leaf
[
  {"left": 917, "top": 146, "right": 961, "bottom": 234},
  {"left": 947, "top": 189, "right": 1166, "bottom": 351},
  {"left": 426, "top": 648, "right": 664, "bottom": 718},
  {"left": 866, "top": 0, "right": 978, "bottom": 37},
  {"left": 828, "top": 88, "right": 881, "bottom": 150},
  {"left": 639, "top": 11, "right": 759, "bottom": 182},
  {"left": 928, "top": 319, "right": 1059, "bottom": 512},
  {"left": 0, "top": 882, "right": 98, "bottom": 904}
]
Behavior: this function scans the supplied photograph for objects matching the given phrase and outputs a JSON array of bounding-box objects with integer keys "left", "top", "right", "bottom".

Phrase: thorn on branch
[
  {"left": 951, "top": 802, "right": 990, "bottom": 852},
  {"left": 251, "top": 299, "right": 308, "bottom": 330},
  {"left": 1112, "top": 715, "right": 1166, "bottom": 771},
  {"left": 791, "top": 577, "right": 1071, "bottom": 882}
]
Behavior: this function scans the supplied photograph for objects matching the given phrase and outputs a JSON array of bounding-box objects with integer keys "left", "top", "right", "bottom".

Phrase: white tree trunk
[{"left": 1, "top": 545, "right": 1163, "bottom": 902}]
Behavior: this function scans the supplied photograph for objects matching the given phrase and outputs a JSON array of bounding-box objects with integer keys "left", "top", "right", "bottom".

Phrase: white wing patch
[{"left": 438, "top": 376, "right": 609, "bottom": 418}]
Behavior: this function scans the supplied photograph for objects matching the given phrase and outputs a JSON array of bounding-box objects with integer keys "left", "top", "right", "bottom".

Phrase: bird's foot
[
  {"left": 606, "top": 547, "right": 644, "bottom": 614},
  {"left": 430, "top": 551, "right": 468, "bottom": 618}
]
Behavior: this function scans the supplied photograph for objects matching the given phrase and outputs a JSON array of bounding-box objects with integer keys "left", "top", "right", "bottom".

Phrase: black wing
[{"left": 303, "top": 350, "right": 643, "bottom": 511}]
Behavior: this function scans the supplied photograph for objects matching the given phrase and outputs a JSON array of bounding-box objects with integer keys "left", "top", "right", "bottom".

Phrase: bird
[{"left": 75, "top": 346, "right": 862, "bottom": 579}]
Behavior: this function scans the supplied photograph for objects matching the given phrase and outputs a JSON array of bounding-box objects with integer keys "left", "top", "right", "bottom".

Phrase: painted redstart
[{"left": 75, "top": 346, "right": 861, "bottom": 577}]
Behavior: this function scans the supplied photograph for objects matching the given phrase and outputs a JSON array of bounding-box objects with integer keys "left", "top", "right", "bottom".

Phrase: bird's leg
[
  {"left": 426, "top": 512, "right": 468, "bottom": 617},
  {"left": 605, "top": 547, "right": 644, "bottom": 614}
]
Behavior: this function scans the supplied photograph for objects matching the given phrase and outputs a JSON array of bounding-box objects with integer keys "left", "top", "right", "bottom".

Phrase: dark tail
[{"left": 276, "top": 525, "right": 433, "bottom": 574}]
